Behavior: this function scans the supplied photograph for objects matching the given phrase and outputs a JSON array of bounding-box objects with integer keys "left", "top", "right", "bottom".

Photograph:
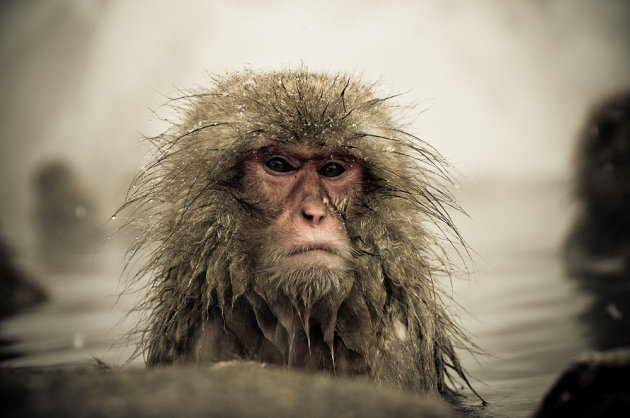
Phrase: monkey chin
[
  {"left": 258, "top": 258, "right": 351, "bottom": 291},
  {"left": 254, "top": 248, "right": 355, "bottom": 310}
]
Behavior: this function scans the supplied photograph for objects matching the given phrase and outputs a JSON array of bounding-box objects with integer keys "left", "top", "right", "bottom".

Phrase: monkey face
[{"left": 244, "top": 144, "right": 362, "bottom": 274}]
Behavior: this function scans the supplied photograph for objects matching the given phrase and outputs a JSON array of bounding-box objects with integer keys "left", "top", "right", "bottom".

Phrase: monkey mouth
[
  {"left": 282, "top": 244, "right": 348, "bottom": 268},
  {"left": 287, "top": 244, "right": 339, "bottom": 256}
]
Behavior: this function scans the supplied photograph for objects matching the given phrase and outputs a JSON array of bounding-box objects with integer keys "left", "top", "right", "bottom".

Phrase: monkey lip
[
  {"left": 285, "top": 244, "right": 345, "bottom": 266},
  {"left": 286, "top": 244, "right": 338, "bottom": 256}
]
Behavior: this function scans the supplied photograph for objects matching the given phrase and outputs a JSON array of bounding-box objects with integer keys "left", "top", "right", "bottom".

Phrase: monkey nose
[{"left": 300, "top": 198, "right": 327, "bottom": 225}]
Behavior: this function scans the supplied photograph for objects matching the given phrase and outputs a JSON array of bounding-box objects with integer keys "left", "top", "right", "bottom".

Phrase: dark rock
[
  {"left": 534, "top": 348, "right": 630, "bottom": 418},
  {"left": 0, "top": 361, "right": 454, "bottom": 418}
]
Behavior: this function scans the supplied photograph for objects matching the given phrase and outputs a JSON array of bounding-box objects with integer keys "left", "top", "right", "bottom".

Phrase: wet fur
[{"left": 119, "top": 69, "right": 476, "bottom": 396}]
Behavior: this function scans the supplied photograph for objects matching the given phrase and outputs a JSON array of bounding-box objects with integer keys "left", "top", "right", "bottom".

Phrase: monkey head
[{"left": 120, "top": 69, "right": 475, "bottom": 397}]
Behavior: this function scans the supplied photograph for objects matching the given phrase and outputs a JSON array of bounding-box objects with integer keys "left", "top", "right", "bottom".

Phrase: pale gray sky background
[{"left": 1, "top": 0, "right": 630, "bottom": 247}]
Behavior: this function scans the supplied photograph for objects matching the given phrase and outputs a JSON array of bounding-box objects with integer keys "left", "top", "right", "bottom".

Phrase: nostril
[{"left": 301, "top": 199, "right": 327, "bottom": 225}]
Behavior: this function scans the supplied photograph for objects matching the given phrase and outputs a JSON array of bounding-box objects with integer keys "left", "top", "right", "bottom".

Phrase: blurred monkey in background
[
  {"left": 565, "top": 91, "right": 630, "bottom": 350},
  {"left": 566, "top": 91, "right": 630, "bottom": 275}
]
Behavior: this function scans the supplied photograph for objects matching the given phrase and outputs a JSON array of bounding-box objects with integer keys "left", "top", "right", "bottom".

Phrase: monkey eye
[
  {"left": 265, "top": 157, "right": 295, "bottom": 173},
  {"left": 319, "top": 161, "right": 346, "bottom": 177}
]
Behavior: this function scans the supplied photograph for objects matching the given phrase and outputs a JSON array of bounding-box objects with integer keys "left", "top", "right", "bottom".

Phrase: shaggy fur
[{"left": 119, "top": 69, "right": 476, "bottom": 396}]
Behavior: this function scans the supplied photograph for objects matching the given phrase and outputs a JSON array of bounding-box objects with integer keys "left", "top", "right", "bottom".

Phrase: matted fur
[{"left": 118, "top": 69, "right": 477, "bottom": 396}]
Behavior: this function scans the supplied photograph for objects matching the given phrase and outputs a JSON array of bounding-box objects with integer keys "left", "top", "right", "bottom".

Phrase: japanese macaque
[
  {"left": 33, "top": 159, "right": 102, "bottom": 269},
  {"left": 564, "top": 92, "right": 630, "bottom": 350},
  {"left": 119, "top": 69, "right": 476, "bottom": 397},
  {"left": 565, "top": 91, "right": 630, "bottom": 276}
]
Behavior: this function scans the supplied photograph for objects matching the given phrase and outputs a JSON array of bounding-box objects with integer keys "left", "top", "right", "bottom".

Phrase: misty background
[{"left": 1, "top": 1, "right": 630, "bottom": 415}]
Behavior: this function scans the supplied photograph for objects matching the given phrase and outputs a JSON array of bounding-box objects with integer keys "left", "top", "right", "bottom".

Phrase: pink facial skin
[{"left": 244, "top": 145, "right": 362, "bottom": 268}]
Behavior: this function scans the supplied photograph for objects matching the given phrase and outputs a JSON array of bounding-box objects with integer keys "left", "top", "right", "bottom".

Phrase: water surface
[{"left": 0, "top": 178, "right": 597, "bottom": 417}]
